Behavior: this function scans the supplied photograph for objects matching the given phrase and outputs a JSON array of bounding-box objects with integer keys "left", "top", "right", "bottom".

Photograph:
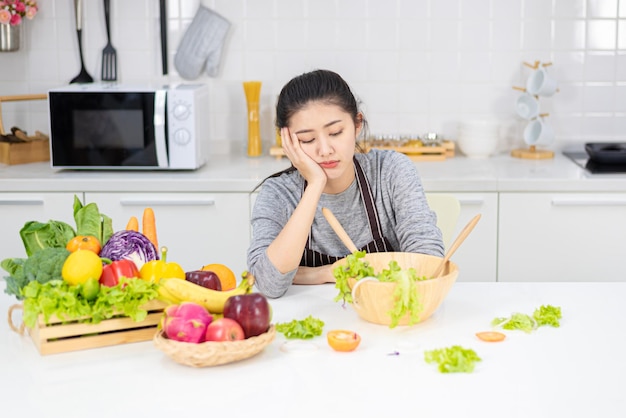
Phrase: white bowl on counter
[{"left": 457, "top": 119, "right": 501, "bottom": 158}]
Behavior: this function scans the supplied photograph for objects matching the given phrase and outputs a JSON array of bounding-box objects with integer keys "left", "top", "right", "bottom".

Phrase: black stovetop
[{"left": 563, "top": 151, "right": 626, "bottom": 174}]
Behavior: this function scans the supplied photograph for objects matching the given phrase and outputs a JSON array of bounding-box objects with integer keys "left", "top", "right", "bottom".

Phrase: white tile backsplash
[{"left": 1, "top": 0, "right": 625, "bottom": 153}]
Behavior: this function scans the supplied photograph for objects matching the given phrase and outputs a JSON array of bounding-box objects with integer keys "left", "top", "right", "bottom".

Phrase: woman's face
[{"left": 288, "top": 101, "right": 362, "bottom": 190}]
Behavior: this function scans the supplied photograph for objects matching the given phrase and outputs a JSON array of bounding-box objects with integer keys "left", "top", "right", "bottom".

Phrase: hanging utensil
[
  {"left": 431, "top": 214, "right": 481, "bottom": 278},
  {"left": 70, "top": 0, "right": 94, "bottom": 84},
  {"left": 100, "top": 0, "right": 117, "bottom": 81},
  {"left": 322, "top": 207, "right": 358, "bottom": 254},
  {"left": 159, "top": 0, "right": 168, "bottom": 75}
]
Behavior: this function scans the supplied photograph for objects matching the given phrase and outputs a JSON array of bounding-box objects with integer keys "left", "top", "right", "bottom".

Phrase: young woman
[{"left": 247, "top": 69, "right": 444, "bottom": 298}]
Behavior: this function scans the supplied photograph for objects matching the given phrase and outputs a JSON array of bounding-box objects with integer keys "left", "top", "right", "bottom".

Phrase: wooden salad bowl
[{"left": 333, "top": 252, "right": 459, "bottom": 326}]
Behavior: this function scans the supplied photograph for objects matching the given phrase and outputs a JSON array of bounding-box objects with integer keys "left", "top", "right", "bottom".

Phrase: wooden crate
[
  {"left": 0, "top": 137, "right": 50, "bottom": 165},
  {"left": 24, "top": 299, "right": 167, "bottom": 355},
  {"left": 269, "top": 140, "right": 455, "bottom": 162},
  {"left": 0, "top": 93, "right": 50, "bottom": 165}
]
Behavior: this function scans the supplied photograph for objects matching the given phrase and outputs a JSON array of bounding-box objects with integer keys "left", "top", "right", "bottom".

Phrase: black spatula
[{"left": 70, "top": 0, "right": 93, "bottom": 84}]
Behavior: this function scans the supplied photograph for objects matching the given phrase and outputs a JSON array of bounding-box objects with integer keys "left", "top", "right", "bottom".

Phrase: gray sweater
[{"left": 247, "top": 149, "right": 444, "bottom": 298}]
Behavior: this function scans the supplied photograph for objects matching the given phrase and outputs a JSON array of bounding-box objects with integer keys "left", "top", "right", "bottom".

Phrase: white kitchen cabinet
[
  {"left": 431, "top": 192, "right": 498, "bottom": 282},
  {"left": 498, "top": 193, "right": 626, "bottom": 282},
  {"left": 85, "top": 193, "right": 250, "bottom": 275},
  {"left": 0, "top": 193, "right": 81, "bottom": 259}
]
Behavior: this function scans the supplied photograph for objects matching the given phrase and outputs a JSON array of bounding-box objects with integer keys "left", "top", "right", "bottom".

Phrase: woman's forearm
[
  {"left": 266, "top": 182, "right": 325, "bottom": 273},
  {"left": 293, "top": 264, "right": 336, "bottom": 285}
]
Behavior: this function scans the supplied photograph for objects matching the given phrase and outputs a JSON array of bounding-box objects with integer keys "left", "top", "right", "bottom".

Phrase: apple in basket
[
  {"left": 223, "top": 293, "right": 271, "bottom": 338},
  {"left": 205, "top": 318, "right": 245, "bottom": 342}
]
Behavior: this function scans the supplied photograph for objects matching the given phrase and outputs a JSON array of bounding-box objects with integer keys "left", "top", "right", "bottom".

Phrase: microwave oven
[{"left": 48, "top": 83, "right": 210, "bottom": 170}]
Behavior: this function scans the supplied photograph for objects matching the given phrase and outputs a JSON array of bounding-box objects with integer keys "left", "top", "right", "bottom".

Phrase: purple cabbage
[{"left": 99, "top": 230, "right": 159, "bottom": 270}]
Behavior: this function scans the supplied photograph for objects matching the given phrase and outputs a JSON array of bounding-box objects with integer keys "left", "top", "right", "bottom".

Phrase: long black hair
[{"left": 254, "top": 69, "right": 367, "bottom": 190}]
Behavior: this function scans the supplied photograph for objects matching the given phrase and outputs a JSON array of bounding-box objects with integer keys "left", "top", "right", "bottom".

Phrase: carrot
[
  {"left": 126, "top": 216, "right": 139, "bottom": 231},
  {"left": 475, "top": 331, "right": 506, "bottom": 342},
  {"left": 142, "top": 208, "right": 158, "bottom": 249}
]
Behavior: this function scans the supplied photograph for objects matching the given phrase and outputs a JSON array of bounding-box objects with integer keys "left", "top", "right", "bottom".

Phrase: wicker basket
[
  {"left": 333, "top": 252, "right": 459, "bottom": 326},
  {"left": 153, "top": 325, "right": 276, "bottom": 367}
]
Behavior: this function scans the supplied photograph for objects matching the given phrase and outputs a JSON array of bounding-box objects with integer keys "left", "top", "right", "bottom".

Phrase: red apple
[
  {"left": 223, "top": 293, "right": 271, "bottom": 338},
  {"left": 185, "top": 270, "right": 222, "bottom": 291},
  {"left": 205, "top": 318, "right": 245, "bottom": 342}
]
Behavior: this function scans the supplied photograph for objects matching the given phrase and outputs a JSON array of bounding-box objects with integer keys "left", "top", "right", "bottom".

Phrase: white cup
[
  {"left": 526, "top": 66, "right": 558, "bottom": 97},
  {"left": 515, "top": 93, "right": 540, "bottom": 120},
  {"left": 523, "top": 118, "right": 555, "bottom": 146}
]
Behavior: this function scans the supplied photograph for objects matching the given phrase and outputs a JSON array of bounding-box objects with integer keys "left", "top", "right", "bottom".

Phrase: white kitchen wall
[{"left": 0, "top": 0, "right": 624, "bottom": 155}]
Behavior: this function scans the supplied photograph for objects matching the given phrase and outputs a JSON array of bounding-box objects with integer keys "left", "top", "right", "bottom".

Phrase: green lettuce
[
  {"left": 276, "top": 315, "right": 325, "bottom": 339},
  {"left": 492, "top": 304, "right": 562, "bottom": 332},
  {"left": 533, "top": 305, "right": 562, "bottom": 327},
  {"left": 333, "top": 251, "right": 374, "bottom": 304},
  {"left": 424, "top": 345, "right": 482, "bottom": 373},
  {"left": 21, "top": 278, "right": 158, "bottom": 328}
]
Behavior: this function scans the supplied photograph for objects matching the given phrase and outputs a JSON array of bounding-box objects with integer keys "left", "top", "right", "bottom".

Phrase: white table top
[{"left": 1, "top": 280, "right": 625, "bottom": 418}]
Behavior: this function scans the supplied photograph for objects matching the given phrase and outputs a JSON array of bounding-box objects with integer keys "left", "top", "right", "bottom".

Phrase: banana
[
  {"left": 156, "top": 283, "right": 181, "bottom": 305},
  {"left": 159, "top": 276, "right": 253, "bottom": 313}
]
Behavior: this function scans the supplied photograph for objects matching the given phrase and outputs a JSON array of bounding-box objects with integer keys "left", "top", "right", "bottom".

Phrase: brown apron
[{"left": 300, "top": 158, "right": 395, "bottom": 267}]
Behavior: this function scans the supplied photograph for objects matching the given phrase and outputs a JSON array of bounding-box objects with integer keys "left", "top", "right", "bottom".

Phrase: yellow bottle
[{"left": 243, "top": 81, "right": 262, "bottom": 157}]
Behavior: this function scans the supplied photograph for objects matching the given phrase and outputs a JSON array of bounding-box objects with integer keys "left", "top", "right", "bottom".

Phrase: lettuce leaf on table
[
  {"left": 424, "top": 345, "right": 482, "bottom": 373},
  {"left": 491, "top": 304, "right": 562, "bottom": 332},
  {"left": 276, "top": 315, "right": 325, "bottom": 339}
]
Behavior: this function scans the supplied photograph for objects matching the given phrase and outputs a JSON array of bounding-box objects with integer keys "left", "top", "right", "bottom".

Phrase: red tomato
[{"left": 327, "top": 330, "right": 361, "bottom": 352}]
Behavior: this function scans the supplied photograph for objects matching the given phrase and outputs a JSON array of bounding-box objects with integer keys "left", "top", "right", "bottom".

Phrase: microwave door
[{"left": 153, "top": 90, "right": 168, "bottom": 168}]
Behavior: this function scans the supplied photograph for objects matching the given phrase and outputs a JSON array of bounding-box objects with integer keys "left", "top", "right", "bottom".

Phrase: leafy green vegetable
[
  {"left": 333, "top": 251, "right": 374, "bottom": 304},
  {"left": 276, "top": 315, "right": 325, "bottom": 339},
  {"left": 491, "top": 312, "right": 537, "bottom": 333},
  {"left": 19, "top": 220, "right": 76, "bottom": 257},
  {"left": 0, "top": 258, "right": 25, "bottom": 298},
  {"left": 491, "top": 304, "right": 562, "bottom": 332},
  {"left": 21, "top": 278, "right": 158, "bottom": 328},
  {"left": 533, "top": 305, "right": 562, "bottom": 327},
  {"left": 388, "top": 270, "right": 422, "bottom": 328},
  {"left": 333, "top": 251, "right": 429, "bottom": 328},
  {"left": 424, "top": 345, "right": 482, "bottom": 373},
  {"left": 73, "top": 195, "right": 114, "bottom": 245},
  {"left": 1, "top": 247, "right": 70, "bottom": 300}
]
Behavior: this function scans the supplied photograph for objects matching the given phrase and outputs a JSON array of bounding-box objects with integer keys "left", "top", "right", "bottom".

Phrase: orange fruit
[
  {"left": 201, "top": 263, "right": 237, "bottom": 290},
  {"left": 66, "top": 235, "right": 101, "bottom": 254},
  {"left": 327, "top": 330, "right": 361, "bottom": 352}
]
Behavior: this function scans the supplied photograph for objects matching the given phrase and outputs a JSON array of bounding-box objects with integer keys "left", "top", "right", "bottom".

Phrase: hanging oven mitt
[{"left": 174, "top": 5, "right": 230, "bottom": 79}]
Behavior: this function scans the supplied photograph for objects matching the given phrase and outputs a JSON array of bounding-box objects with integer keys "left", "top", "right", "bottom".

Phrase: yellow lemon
[{"left": 62, "top": 249, "right": 103, "bottom": 286}]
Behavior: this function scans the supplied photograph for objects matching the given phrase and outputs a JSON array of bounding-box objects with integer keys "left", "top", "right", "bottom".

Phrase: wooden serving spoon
[
  {"left": 322, "top": 207, "right": 358, "bottom": 253},
  {"left": 431, "top": 214, "right": 482, "bottom": 278}
]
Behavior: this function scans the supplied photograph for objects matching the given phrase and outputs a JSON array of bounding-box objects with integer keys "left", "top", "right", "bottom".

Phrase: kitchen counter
[
  {"left": 1, "top": 280, "right": 624, "bottom": 418},
  {"left": 2, "top": 150, "right": 626, "bottom": 193}
]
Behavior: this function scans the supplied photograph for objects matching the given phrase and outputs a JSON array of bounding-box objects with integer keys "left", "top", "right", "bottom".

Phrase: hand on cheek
[{"left": 281, "top": 128, "right": 327, "bottom": 186}]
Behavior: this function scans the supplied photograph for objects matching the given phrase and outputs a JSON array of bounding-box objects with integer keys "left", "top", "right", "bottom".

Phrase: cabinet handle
[
  {"left": 458, "top": 198, "right": 484, "bottom": 205},
  {"left": 119, "top": 198, "right": 216, "bottom": 206},
  {"left": 551, "top": 198, "right": 626, "bottom": 206},
  {"left": 0, "top": 198, "right": 44, "bottom": 206}
]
